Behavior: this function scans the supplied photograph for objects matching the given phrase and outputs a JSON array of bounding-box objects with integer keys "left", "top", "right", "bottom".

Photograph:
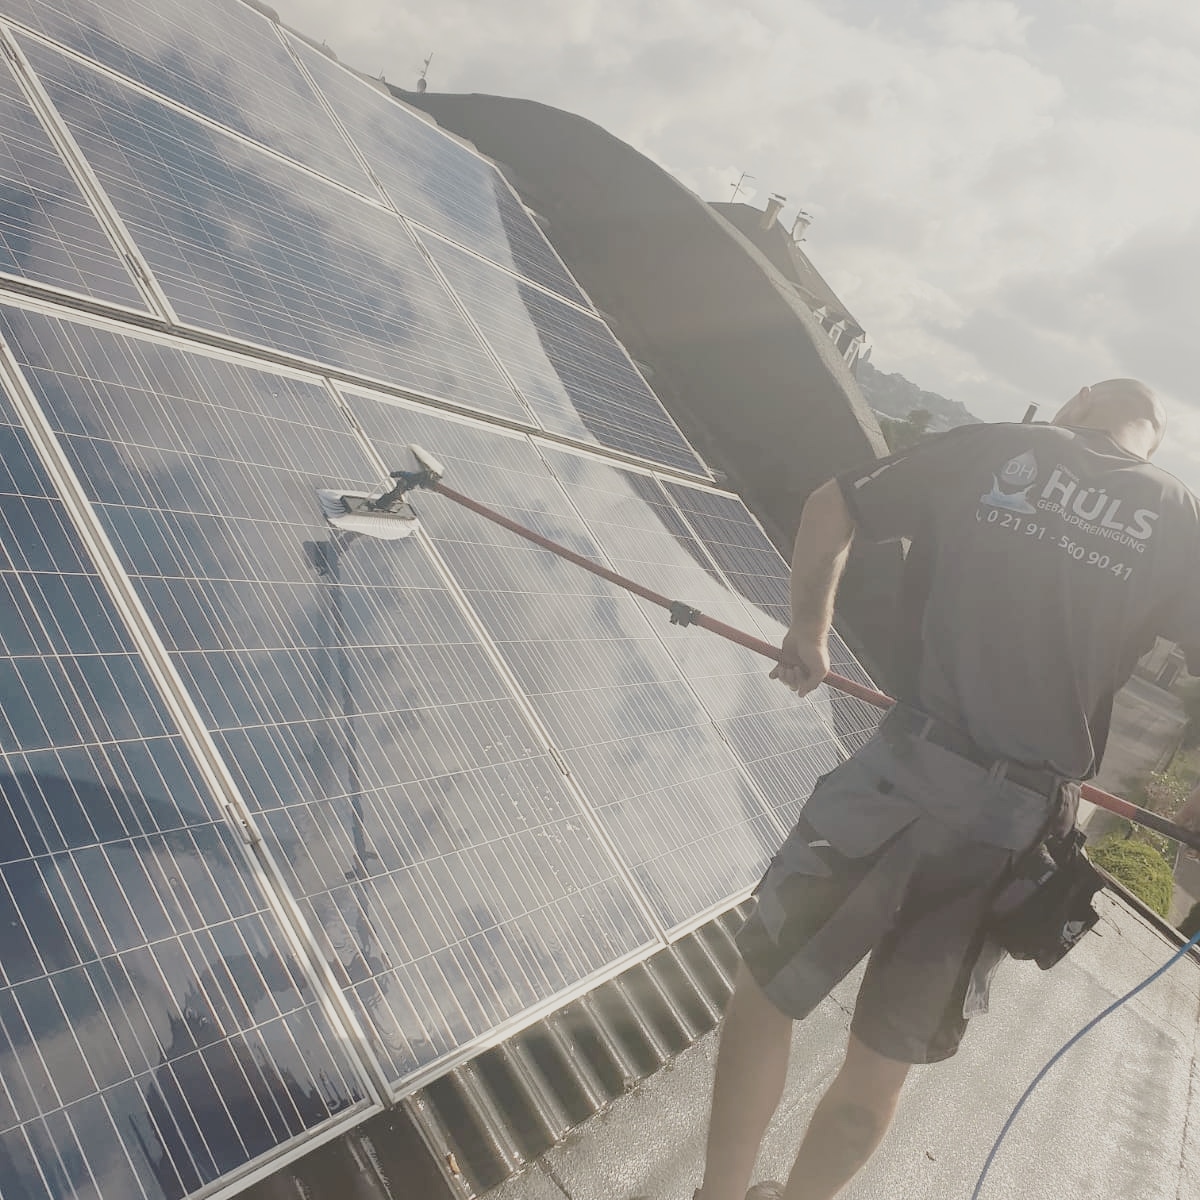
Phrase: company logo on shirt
[
  {"left": 980, "top": 451, "right": 1039, "bottom": 514},
  {"left": 1037, "top": 466, "right": 1159, "bottom": 542}
]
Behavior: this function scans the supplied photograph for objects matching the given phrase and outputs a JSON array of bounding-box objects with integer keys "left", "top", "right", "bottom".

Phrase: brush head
[
  {"left": 318, "top": 444, "right": 443, "bottom": 541},
  {"left": 318, "top": 489, "right": 420, "bottom": 539}
]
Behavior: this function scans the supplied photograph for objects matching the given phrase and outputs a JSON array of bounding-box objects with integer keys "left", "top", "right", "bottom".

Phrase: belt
[{"left": 881, "top": 705, "right": 1062, "bottom": 798}]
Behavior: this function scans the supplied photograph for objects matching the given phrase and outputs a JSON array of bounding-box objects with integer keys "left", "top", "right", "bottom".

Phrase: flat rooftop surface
[{"left": 489, "top": 892, "right": 1200, "bottom": 1200}]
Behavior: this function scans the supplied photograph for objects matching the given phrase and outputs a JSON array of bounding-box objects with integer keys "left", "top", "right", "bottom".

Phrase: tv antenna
[
  {"left": 417, "top": 52, "right": 433, "bottom": 93},
  {"left": 730, "top": 171, "right": 754, "bottom": 202}
]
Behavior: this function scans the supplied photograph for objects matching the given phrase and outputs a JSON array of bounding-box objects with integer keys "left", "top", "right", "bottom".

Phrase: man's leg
[
  {"left": 695, "top": 963, "right": 794, "bottom": 1200},
  {"left": 782, "top": 1034, "right": 910, "bottom": 1200}
]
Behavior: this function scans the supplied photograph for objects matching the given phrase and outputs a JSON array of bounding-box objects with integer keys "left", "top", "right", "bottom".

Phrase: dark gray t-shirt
[{"left": 838, "top": 422, "right": 1200, "bottom": 779}]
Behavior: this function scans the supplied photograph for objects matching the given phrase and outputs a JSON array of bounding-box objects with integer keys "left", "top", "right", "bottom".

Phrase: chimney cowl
[{"left": 761, "top": 194, "right": 786, "bottom": 231}]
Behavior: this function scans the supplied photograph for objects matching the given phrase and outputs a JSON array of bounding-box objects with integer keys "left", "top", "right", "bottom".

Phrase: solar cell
[
  {"left": 0, "top": 331, "right": 371, "bottom": 1200},
  {"left": 0, "top": 304, "right": 656, "bottom": 1089},
  {"left": 0, "top": 47, "right": 145, "bottom": 310},
  {"left": 1, "top": 0, "right": 375, "bottom": 193},
  {"left": 343, "top": 390, "right": 785, "bottom": 929},
  {"left": 422, "top": 235, "right": 708, "bottom": 473},
  {"left": 288, "top": 35, "right": 589, "bottom": 306},
  {"left": 18, "top": 35, "right": 532, "bottom": 424}
]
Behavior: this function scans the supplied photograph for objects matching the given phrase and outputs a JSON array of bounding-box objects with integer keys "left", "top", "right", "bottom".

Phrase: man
[{"left": 695, "top": 380, "right": 1200, "bottom": 1200}]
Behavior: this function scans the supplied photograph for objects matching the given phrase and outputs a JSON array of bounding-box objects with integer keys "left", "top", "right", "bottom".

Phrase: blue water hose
[{"left": 972, "top": 927, "right": 1200, "bottom": 1198}]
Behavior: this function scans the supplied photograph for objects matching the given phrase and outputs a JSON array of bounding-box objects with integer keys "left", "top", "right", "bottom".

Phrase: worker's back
[{"left": 839, "top": 421, "right": 1200, "bottom": 778}]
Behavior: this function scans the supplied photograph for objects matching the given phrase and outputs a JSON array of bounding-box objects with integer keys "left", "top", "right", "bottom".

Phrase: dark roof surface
[{"left": 710, "top": 201, "right": 864, "bottom": 334}]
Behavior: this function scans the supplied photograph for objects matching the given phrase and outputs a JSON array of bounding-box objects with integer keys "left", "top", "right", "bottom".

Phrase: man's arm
[{"left": 770, "top": 479, "right": 857, "bottom": 697}]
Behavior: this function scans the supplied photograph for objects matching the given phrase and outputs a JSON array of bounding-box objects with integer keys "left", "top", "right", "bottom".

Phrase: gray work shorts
[{"left": 736, "top": 729, "right": 1062, "bottom": 1064}]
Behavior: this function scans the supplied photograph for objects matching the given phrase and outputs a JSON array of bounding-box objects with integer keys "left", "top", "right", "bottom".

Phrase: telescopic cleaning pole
[
  {"left": 327, "top": 447, "right": 1200, "bottom": 855},
  {"left": 429, "top": 477, "right": 1196, "bottom": 849}
]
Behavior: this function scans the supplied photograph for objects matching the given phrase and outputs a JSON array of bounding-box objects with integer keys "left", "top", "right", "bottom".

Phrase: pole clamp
[
  {"left": 669, "top": 601, "right": 702, "bottom": 627},
  {"left": 389, "top": 466, "right": 440, "bottom": 492}
]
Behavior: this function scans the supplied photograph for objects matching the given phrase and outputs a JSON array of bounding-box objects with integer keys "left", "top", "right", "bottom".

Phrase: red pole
[{"left": 429, "top": 481, "right": 1200, "bottom": 854}]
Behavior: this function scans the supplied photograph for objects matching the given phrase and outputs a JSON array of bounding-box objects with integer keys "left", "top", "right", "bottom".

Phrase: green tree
[
  {"left": 878, "top": 408, "right": 933, "bottom": 452},
  {"left": 1089, "top": 834, "right": 1174, "bottom": 916},
  {"left": 1123, "top": 758, "right": 1198, "bottom": 828}
]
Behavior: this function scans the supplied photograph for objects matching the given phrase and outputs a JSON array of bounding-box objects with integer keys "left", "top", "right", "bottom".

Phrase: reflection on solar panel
[
  {"left": 662, "top": 482, "right": 877, "bottom": 687},
  {"left": 422, "top": 235, "right": 707, "bottom": 473},
  {"left": 0, "top": 305, "right": 655, "bottom": 1089},
  {"left": 342, "top": 391, "right": 784, "bottom": 929},
  {"left": 0, "top": 49, "right": 145, "bottom": 309},
  {"left": 540, "top": 453, "right": 867, "bottom": 820},
  {"left": 0, "top": 3, "right": 884, "bottom": 1192},
  {"left": 0, "top": 352, "right": 369, "bottom": 1200},
  {"left": 662, "top": 483, "right": 793, "bottom": 628},
  {"left": 288, "top": 35, "right": 588, "bottom": 306},
  {"left": 20, "top": 36, "right": 531, "bottom": 422},
  {"left": 663, "top": 483, "right": 881, "bottom": 824},
  {"left": 2, "top": 0, "right": 375, "bottom": 193}
]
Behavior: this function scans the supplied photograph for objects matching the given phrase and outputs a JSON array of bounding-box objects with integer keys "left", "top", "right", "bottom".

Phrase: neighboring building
[
  {"left": 709, "top": 198, "right": 869, "bottom": 371},
  {"left": 1137, "top": 637, "right": 1192, "bottom": 691}
]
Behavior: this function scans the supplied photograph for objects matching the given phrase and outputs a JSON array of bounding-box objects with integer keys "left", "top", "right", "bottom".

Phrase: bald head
[{"left": 1051, "top": 378, "right": 1166, "bottom": 458}]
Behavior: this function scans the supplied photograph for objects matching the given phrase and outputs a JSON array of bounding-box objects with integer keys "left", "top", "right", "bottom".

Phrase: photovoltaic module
[{"left": 0, "top": 2, "right": 880, "bottom": 1195}]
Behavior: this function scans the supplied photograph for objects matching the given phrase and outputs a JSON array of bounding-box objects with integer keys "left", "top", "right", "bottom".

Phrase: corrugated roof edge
[
  {"left": 239, "top": 876, "right": 1200, "bottom": 1200},
  {"left": 240, "top": 901, "right": 753, "bottom": 1199}
]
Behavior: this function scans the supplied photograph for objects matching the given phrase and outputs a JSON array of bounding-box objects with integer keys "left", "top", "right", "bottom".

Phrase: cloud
[
  {"left": 268, "top": 0, "right": 1200, "bottom": 488},
  {"left": 929, "top": 1, "right": 1033, "bottom": 47}
]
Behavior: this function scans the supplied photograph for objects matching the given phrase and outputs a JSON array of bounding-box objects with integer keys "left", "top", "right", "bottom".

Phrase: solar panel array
[
  {"left": 0, "top": 2, "right": 882, "bottom": 1195},
  {"left": 341, "top": 395, "right": 796, "bottom": 930},
  {"left": 286, "top": 35, "right": 589, "bottom": 306},
  {"left": 0, "top": 341, "right": 371, "bottom": 1200}
]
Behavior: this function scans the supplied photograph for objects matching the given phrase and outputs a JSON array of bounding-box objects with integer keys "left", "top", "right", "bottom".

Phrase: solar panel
[
  {"left": 661, "top": 484, "right": 794, "bottom": 628},
  {"left": 342, "top": 390, "right": 785, "bottom": 930},
  {"left": 662, "top": 482, "right": 882, "bottom": 821},
  {"left": 662, "top": 482, "right": 878, "bottom": 686},
  {"left": 2, "top": 0, "right": 376, "bottom": 193},
  {"left": 0, "top": 47, "right": 145, "bottom": 310},
  {"left": 0, "top": 334, "right": 372, "bottom": 1200},
  {"left": 0, "top": 303, "right": 656, "bottom": 1092},
  {"left": 287, "top": 34, "right": 589, "bottom": 306},
  {"left": 421, "top": 235, "right": 708, "bottom": 473},
  {"left": 537, "top": 452, "right": 860, "bottom": 820},
  {"left": 18, "top": 35, "right": 533, "bottom": 424}
]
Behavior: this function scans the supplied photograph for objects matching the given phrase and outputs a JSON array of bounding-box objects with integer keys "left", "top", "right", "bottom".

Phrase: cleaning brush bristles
[{"left": 318, "top": 488, "right": 421, "bottom": 540}]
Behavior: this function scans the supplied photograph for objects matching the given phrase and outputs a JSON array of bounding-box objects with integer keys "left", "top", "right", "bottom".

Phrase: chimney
[
  {"left": 791, "top": 209, "right": 813, "bottom": 241},
  {"left": 761, "top": 194, "right": 786, "bottom": 231}
]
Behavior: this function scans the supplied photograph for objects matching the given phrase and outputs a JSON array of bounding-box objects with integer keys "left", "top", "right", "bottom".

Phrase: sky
[{"left": 270, "top": 0, "right": 1200, "bottom": 489}]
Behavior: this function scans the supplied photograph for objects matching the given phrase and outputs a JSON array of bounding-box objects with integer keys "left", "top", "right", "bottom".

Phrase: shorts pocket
[
  {"left": 800, "top": 752, "right": 922, "bottom": 858},
  {"left": 757, "top": 819, "right": 833, "bottom": 940}
]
